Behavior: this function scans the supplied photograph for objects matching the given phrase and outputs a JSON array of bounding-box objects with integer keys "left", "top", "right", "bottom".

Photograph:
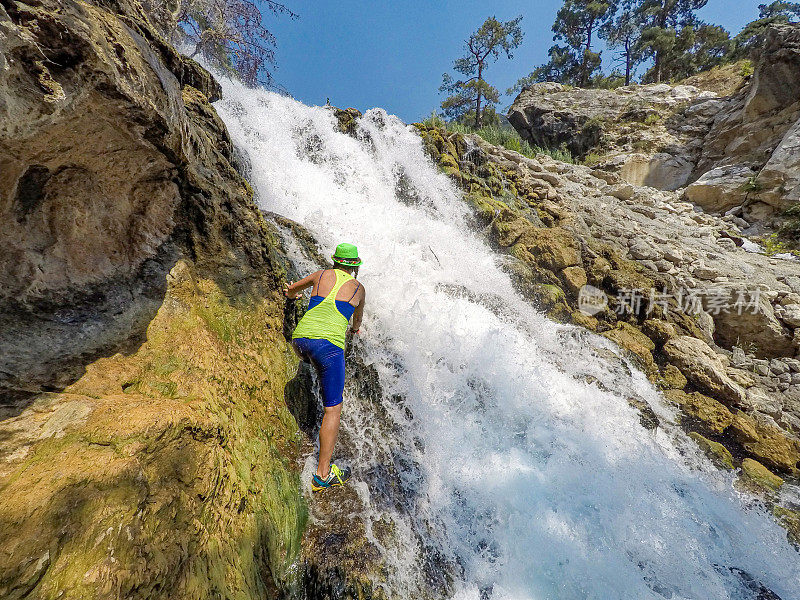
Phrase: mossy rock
[
  {"left": 642, "top": 319, "right": 676, "bottom": 347},
  {"left": 773, "top": 506, "right": 800, "bottom": 547},
  {"left": 689, "top": 432, "right": 734, "bottom": 469},
  {"left": 570, "top": 310, "right": 598, "bottom": 331},
  {"left": 729, "top": 411, "right": 800, "bottom": 474},
  {"left": 740, "top": 458, "right": 784, "bottom": 491},
  {"left": 660, "top": 364, "right": 687, "bottom": 390},
  {"left": 664, "top": 389, "right": 733, "bottom": 434},
  {"left": 0, "top": 262, "right": 307, "bottom": 598},
  {"left": 601, "top": 322, "right": 656, "bottom": 372},
  {"left": 532, "top": 284, "right": 566, "bottom": 309},
  {"left": 439, "top": 152, "right": 459, "bottom": 171}
]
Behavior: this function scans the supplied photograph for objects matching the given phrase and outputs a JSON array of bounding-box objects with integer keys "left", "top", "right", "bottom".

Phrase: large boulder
[
  {"left": 710, "top": 289, "right": 797, "bottom": 359},
  {"left": 507, "top": 82, "right": 714, "bottom": 160},
  {"left": 729, "top": 411, "right": 800, "bottom": 474},
  {"left": 663, "top": 336, "right": 746, "bottom": 406},
  {"left": 0, "top": 0, "right": 260, "bottom": 393},
  {"left": 507, "top": 83, "right": 616, "bottom": 157},
  {"left": 757, "top": 118, "right": 800, "bottom": 208},
  {"left": 684, "top": 165, "right": 756, "bottom": 213}
]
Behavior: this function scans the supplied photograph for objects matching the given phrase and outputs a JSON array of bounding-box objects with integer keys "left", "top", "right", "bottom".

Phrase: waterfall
[{"left": 215, "top": 81, "right": 800, "bottom": 600}]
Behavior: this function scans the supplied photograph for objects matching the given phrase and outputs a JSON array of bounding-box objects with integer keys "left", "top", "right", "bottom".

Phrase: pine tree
[
  {"left": 599, "top": 0, "right": 643, "bottom": 84},
  {"left": 510, "top": 1, "right": 615, "bottom": 91},
  {"left": 635, "top": 0, "right": 708, "bottom": 83},
  {"left": 665, "top": 23, "right": 731, "bottom": 80},
  {"left": 439, "top": 16, "right": 524, "bottom": 128},
  {"left": 733, "top": 2, "right": 800, "bottom": 57}
]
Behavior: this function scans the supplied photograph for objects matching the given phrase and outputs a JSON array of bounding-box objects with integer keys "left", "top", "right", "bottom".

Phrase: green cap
[{"left": 332, "top": 243, "right": 362, "bottom": 266}]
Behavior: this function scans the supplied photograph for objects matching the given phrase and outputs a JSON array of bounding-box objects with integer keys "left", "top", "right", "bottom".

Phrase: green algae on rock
[
  {"left": 688, "top": 432, "right": 734, "bottom": 470},
  {"left": 740, "top": 458, "right": 785, "bottom": 492}
]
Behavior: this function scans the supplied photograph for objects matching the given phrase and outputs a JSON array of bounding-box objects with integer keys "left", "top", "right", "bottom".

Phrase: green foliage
[
  {"left": 512, "top": 0, "right": 614, "bottom": 89},
  {"left": 733, "top": 2, "right": 800, "bottom": 58},
  {"left": 743, "top": 175, "right": 763, "bottom": 192},
  {"left": 739, "top": 59, "right": 754, "bottom": 77},
  {"left": 762, "top": 232, "right": 792, "bottom": 256},
  {"left": 422, "top": 119, "right": 575, "bottom": 163},
  {"left": 440, "top": 15, "right": 524, "bottom": 127},
  {"left": 635, "top": 0, "right": 726, "bottom": 83},
  {"left": 583, "top": 151, "right": 603, "bottom": 165},
  {"left": 144, "top": 0, "right": 298, "bottom": 87},
  {"left": 644, "top": 113, "right": 660, "bottom": 124},
  {"left": 599, "top": 0, "right": 644, "bottom": 84}
]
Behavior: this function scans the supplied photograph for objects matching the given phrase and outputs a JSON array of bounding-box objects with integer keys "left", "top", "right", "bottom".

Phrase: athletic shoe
[{"left": 311, "top": 463, "right": 351, "bottom": 492}]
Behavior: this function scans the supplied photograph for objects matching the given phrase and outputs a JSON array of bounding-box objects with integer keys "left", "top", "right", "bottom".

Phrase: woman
[{"left": 283, "top": 243, "right": 366, "bottom": 492}]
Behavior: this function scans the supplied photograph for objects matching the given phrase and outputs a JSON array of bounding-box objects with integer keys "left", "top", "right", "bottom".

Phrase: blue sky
[{"left": 264, "top": 1, "right": 761, "bottom": 122}]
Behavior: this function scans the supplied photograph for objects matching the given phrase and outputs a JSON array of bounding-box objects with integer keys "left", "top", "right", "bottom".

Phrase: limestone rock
[
  {"left": 777, "top": 303, "right": 800, "bottom": 328},
  {"left": 609, "top": 184, "right": 635, "bottom": 201},
  {"left": 0, "top": 0, "right": 306, "bottom": 597},
  {"left": 601, "top": 322, "right": 656, "bottom": 371},
  {"left": 741, "top": 458, "right": 784, "bottom": 491},
  {"left": 685, "top": 165, "right": 754, "bottom": 213},
  {"left": 758, "top": 118, "right": 800, "bottom": 207},
  {"left": 524, "top": 228, "right": 581, "bottom": 272},
  {"left": 618, "top": 153, "right": 694, "bottom": 191},
  {"left": 711, "top": 291, "right": 796, "bottom": 359},
  {"left": 729, "top": 411, "right": 800, "bottom": 473},
  {"left": 663, "top": 336, "right": 745, "bottom": 405},
  {"left": 507, "top": 82, "right": 713, "bottom": 160},
  {"left": 560, "top": 266, "right": 587, "bottom": 295},
  {"left": 661, "top": 364, "right": 687, "bottom": 389},
  {"left": 664, "top": 389, "right": 734, "bottom": 433},
  {"left": 642, "top": 319, "right": 676, "bottom": 346},
  {"left": 693, "top": 24, "right": 800, "bottom": 230}
]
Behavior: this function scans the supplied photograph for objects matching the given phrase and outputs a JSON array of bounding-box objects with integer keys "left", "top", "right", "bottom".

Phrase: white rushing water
[{"left": 215, "top": 81, "right": 800, "bottom": 600}]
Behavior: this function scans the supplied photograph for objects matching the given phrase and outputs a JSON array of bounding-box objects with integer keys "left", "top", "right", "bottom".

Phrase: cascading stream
[{"left": 215, "top": 81, "right": 800, "bottom": 599}]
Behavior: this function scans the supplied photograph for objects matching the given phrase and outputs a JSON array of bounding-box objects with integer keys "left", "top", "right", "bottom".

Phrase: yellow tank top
[{"left": 292, "top": 270, "right": 355, "bottom": 350}]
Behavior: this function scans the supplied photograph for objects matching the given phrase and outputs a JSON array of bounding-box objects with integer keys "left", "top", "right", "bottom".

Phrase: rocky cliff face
[
  {"left": 508, "top": 24, "right": 800, "bottom": 243},
  {"left": 0, "top": 0, "right": 306, "bottom": 597}
]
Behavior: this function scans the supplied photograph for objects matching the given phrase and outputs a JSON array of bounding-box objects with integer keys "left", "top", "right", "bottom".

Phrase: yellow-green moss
[
  {"left": 0, "top": 261, "right": 306, "bottom": 599},
  {"left": 689, "top": 432, "right": 734, "bottom": 469}
]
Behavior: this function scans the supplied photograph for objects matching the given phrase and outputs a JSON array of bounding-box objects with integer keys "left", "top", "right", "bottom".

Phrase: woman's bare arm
[
  {"left": 283, "top": 270, "right": 322, "bottom": 299},
  {"left": 350, "top": 287, "right": 365, "bottom": 332}
]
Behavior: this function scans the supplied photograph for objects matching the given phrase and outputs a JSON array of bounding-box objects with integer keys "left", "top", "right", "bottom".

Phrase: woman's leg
[
  {"left": 317, "top": 403, "right": 342, "bottom": 479},
  {"left": 312, "top": 341, "right": 346, "bottom": 478}
]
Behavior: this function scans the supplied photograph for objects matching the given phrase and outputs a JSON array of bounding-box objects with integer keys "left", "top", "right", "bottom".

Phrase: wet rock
[
  {"left": 773, "top": 506, "right": 800, "bottom": 548},
  {"left": 0, "top": 0, "right": 306, "bottom": 597},
  {"left": 560, "top": 266, "right": 587, "bottom": 295},
  {"left": 664, "top": 389, "right": 733, "bottom": 433},
  {"left": 688, "top": 432, "right": 734, "bottom": 469},
  {"left": 601, "top": 322, "right": 656, "bottom": 372},
  {"left": 661, "top": 364, "right": 688, "bottom": 389},
  {"left": 729, "top": 411, "right": 800, "bottom": 473},
  {"left": 740, "top": 458, "right": 784, "bottom": 491},
  {"left": 628, "top": 397, "right": 660, "bottom": 430}
]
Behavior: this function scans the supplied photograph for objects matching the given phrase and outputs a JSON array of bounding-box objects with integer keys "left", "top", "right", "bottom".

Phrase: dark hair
[{"left": 333, "top": 261, "right": 359, "bottom": 277}]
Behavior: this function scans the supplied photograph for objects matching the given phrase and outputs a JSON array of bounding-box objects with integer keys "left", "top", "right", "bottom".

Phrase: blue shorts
[{"left": 292, "top": 337, "right": 345, "bottom": 408}]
